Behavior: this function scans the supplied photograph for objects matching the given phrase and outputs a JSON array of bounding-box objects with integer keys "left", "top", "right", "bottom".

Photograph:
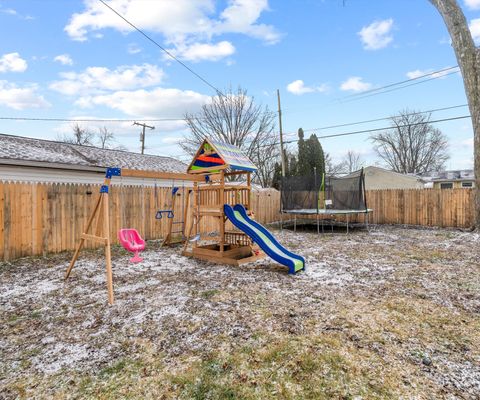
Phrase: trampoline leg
[
  {"left": 294, "top": 214, "right": 297, "bottom": 232},
  {"left": 346, "top": 214, "right": 349, "bottom": 235},
  {"left": 317, "top": 213, "right": 319, "bottom": 234},
  {"left": 280, "top": 211, "right": 283, "bottom": 231}
]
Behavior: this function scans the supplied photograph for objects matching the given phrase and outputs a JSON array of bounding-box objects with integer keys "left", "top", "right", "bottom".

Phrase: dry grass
[{"left": 0, "top": 225, "right": 479, "bottom": 399}]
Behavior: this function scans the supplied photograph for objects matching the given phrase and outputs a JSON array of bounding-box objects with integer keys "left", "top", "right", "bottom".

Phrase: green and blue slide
[{"left": 224, "top": 204, "right": 305, "bottom": 274}]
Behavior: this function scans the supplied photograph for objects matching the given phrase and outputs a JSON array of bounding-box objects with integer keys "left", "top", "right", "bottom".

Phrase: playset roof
[{"left": 188, "top": 138, "right": 257, "bottom": 173}]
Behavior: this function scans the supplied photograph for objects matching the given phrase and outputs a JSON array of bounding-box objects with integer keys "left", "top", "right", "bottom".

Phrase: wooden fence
[
  {"left": 0, "top": 183, "right": 474, "bottom": 262},
  {"left": 366, "top": 188, "right": 474, "bottom": 228},
  {"left": 0, "top": 183, "right": 281, "bottom": 261}
]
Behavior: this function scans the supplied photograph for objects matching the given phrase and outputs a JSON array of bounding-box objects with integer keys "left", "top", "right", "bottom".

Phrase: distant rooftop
[
  {"left": 0, "top": 133, "right": 187, "bottom": 173},
  {"left": 421, "top": 169, "right": 474, "bottom": 182}
]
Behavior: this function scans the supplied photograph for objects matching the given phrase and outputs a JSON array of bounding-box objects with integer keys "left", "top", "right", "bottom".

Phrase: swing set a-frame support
[
  {"left": 65, "top": 168, "right": 121, "bottom": 304},
  {"left": 65, "top": 167, "right": 203, "bottom": 305}
]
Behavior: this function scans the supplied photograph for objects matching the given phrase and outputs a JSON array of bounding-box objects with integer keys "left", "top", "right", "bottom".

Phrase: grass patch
[{"left": 200, "top": 289, "right": 220, "bottom": 299}]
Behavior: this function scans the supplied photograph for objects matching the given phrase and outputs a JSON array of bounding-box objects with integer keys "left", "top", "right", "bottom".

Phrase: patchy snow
[{"left": 1, "top": 225, "right": 479, "bottom": 398}]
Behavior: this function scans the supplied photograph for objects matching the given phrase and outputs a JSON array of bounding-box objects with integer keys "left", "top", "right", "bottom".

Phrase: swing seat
[
  {"left": 155, "top": 210, "right": 174, "bottom": 219},
  {"left": 118, "top": 228, "right": 146, "bottom": 263}
]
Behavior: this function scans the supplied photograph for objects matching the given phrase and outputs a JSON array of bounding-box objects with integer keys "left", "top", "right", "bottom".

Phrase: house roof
[
  {"left": 188, "top": 138, "right": 257, "bottom": 173},
  {"left": 345, "top": 166, "right": 424, "bottom": 182},
  {"left": 422, "top": 169, "right": 474, "bottom": 182},
  {"left": 0, "top": 133, "right": 187, "bottom": 173}
]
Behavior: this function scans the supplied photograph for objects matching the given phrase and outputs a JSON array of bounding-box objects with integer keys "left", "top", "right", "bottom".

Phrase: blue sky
[{"left": 0, "top": 0, "right": 478, "bottom": 169}]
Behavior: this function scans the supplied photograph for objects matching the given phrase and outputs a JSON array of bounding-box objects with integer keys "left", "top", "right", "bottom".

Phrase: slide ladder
[{"left": 224, "top": 204, "right": 305, "bottom": 274}]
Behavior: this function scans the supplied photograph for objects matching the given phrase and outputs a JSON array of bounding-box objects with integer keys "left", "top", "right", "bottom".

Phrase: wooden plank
[
  {"left": 0, "top": 182, "right": 4, "bottom": 260},
  {"left": 103, "top": 193, "right": 114, "bottom": 305},
  {"left": 41, "top": 184, "right": 49, "bottom": 256},
  {"left": 6, "top": 183, "right": 13, "bottom": 260},
  {"left": 80, "top": 233, "right": 108, "bottom": 244},
  {"left": 121, "top": 168, "right": 203, "bottom": 181}
]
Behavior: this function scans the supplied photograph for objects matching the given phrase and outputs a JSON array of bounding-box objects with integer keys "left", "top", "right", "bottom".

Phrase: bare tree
[
  {"left": 428, "top": 0, "right": 479, "bottom": 227},
  {"left": 325, "top": 152, "right": 347, "bottom": 176},
  {"left": 182, "top": 86, "right": 277, "bottom": 186},
  {"left": 250, "top": 135, "right": 280, "bottom": 187},
  {"left": 59, "top": 123, "right": 94, "bottom": 146},
  {"left": 97, "top": 126, "right": 115, "bottom": 149},
  {"left": 371, "top": 109, "right": 449, "bottom": 174},
  {"left": 343, "top": 150, "right": 364, "bottom": 173}
]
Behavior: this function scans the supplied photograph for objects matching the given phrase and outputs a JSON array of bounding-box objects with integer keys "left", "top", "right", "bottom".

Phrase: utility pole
[
  {"left": 133, "top": 121, "right": 155, "bottom": 154},
  {"left": 277, "top": 89, "right": 286, "bottom": 177}
]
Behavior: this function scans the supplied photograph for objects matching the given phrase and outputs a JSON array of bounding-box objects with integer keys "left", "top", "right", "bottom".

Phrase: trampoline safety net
[{"left": 281, "top": 169, "right": 367, "bottom": 212}]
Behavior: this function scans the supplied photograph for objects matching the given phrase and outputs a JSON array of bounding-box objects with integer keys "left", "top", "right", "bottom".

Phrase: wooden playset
[
  {"left": 181, "top": 138, "right": 265, "bottom": 265},
  {"left": 65, "top": 138, "right": 303, "bottom": 305}
]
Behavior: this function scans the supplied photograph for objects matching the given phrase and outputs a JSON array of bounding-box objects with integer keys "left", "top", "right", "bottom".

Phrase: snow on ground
[{"left": 0, "top": 225, "right": 479, "bottom": 398}]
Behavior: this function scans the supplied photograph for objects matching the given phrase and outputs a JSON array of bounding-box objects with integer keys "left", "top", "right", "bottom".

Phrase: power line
[
  {"left": 0, "top": 116, "right": 207, "bottom": 122},
  {"left": 256, "top": 114, "right": 472, "bottom": 149},
  {"left": 0, "top": 110, "right": 278, "bottom": 123},
  {"left": 313, "top": 114, "right": 471, "bottom": 140},
  {"left": 340, "top": 70, "right": 460, "bottom": 104},
  {"left": 340, "top": 66, "right": 459, "bottom": 99},
  {"left": 0, "top": 116, "right": 187, "bottom": 122},
  {"left": 281, "top": 66, "right": 461, "bottom": 115},
  {"left": 282, "top": 103, "right": 468, "bottom": 136},
  {"left": 98, "top": 0, "right": 224, "bottom": 96}
]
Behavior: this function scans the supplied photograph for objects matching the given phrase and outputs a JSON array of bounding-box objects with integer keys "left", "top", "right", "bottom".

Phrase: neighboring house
[
  {"left": 422, "top": 170, "right": 475, "bottom": 189},
  {"left": 0, "top": 133, "right": 188, "bottom": 186},
  {"left": 345, "top": 166, "right": 424, "bottom": 190}
]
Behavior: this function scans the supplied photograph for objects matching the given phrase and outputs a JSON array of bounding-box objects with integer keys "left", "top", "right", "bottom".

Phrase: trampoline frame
[{"left": 281, "top": 208, "right": 373, "bottom": 234}]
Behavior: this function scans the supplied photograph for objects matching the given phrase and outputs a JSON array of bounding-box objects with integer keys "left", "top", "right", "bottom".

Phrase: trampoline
[{"left": 281, "top": 168, "right": 372, "bottom": 233}]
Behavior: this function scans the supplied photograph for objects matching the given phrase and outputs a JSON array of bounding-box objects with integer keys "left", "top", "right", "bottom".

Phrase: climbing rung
[{"left": 172, "top": 222, "right": 184, "bottom": 224}]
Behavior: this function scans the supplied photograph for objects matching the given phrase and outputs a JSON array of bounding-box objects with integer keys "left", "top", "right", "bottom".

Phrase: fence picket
[{"left": 0, "top": 183, "right": 475, "bottom": 261}]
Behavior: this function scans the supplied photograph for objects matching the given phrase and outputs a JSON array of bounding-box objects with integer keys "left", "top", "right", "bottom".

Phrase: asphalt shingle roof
[{"left": 0, "top": 133, "right": 187, "bottom": 173}]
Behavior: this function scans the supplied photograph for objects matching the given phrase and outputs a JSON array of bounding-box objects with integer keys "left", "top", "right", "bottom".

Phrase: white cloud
[
  {"left": 465, "top": 0, "right": 480, "bottom": 9},
  {"left": 469, "top": 18, "right": 480, "bottom": 44},
  {"left": 50, "top": 63, "right": 164, "bottom": 95},
  {"left": 65, "top": 0, "right": 214, "bottom": 41},
  {"left": 0, "top": 52, "right": 28, "bottom": 73},
  {"left": 54, "top": 54, "right": 74, "bottom": 66},
  {"left": 0, "top": 81, "right": 50, "bottom": 110},
  {"left": 216, "top": 0, "right": 281, "bottom": 45},
  {"left": 406, "top": 67, "right": 455, "bottom": 80},
  {"left": 0, "top": 8, "right": 16, "bottom": 15},
  {"left": 161, "top": 136, "right": 183, "bottom": 144},
  {"left": 169, "top": 41, "right": 235, "bottom": 62},
  {"left": 286, "top": 80, "right": 329, "bottom": 95},
  {"left": 75, "top": 87, "right": 209, "bottom": 119},
  {"left": 340, "top": 77, "right": 372, "bottom": 92},
  {"left": 358, "top": 19, "right": 394, "bottom": 50},
  {"left": 0, "top": 6, "right": 34, "bottom": 20},
  {"left": 65, "top": 0, "right": 280, "bottom": 59}
]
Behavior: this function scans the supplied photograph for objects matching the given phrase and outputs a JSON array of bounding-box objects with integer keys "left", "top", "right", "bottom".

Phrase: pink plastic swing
[{"left": 118, "top": 228, "right": 146, "bottom": 263}]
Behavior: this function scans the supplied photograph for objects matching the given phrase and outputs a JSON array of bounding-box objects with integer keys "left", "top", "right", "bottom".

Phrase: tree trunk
[{"left": 429, "top": 0, "right": 480, "bottom": 229}]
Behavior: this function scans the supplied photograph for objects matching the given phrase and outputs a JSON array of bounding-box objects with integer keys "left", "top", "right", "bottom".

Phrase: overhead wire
[
  {"left": 340, "top": 66, "right": 459, "bottom": 99},
  {"left": 280, "top": 66, "right": 461, "bottom": 115},
  {"left": 339, "top": 70, "right": 460, "bottom": 104},
  {"left": 253, "top": 114, "right": 472, "bottom": 149},
  {"left": 281, "top": 103, "right": 469, "bottom": 137},
  {"left": 0, "top": 116, "right": 191, "bottom": 122},
  {"left": 98, "top": 0, "right": 225, "bottom": 96}
]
